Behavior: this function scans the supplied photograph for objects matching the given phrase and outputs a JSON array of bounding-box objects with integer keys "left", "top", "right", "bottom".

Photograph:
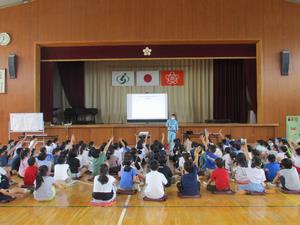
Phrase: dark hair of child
[
  {"left": 281, "top": 158, "right": 293, "bottom": 169},
  {"left": 57, "top": 156, "right": 66, "bottom": 164},
  {"left": 20, "top": 148, "right": 30, "bottom": 160},
  {"left": 122, "top": 160, "right": 132, "bottom": 172},
  {"left": 35, "top": 165, "right": 48, "bottom": 190},
  {"left": 295, "top": 148, "right": 300, "bottom": 156},
  {"left": 149, "top": 160, "right": 159, "bottom": 171},
  {"left": 267, "top": 154, "right": 276, "bottom": 163},
  {"left": 215, "top": 158, "right": 224, "bottom": 168},
  {"left": 183, "top": 160, "right": 194, "bottom": 173},
  {"left": 236, "top": 153, "right": 248, "bottom": 167},
  {"left": 98, "top": 164, "right": 109, "bottom": 185},
  {"left": 37, "top": 151, "right": 47, "bottom": 161},
  {"left": 251, "top": 156, "right": 262, "bottom": 168},
  {"left": 27, "top": 157, "right": 36, "bottom": 166}
]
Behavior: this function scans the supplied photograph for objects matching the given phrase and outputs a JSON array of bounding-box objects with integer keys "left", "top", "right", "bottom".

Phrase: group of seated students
[{"left": 0, "top": 130, "right": 300, "bottom": 204}]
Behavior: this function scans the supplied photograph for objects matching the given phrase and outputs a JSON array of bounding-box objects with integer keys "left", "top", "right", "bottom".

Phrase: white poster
[
  {"left": 112, "top": 71, "right": 135, "bottom": 86},
  {"left": 0, "top": 69, "right": 5, "bottom": 93},
  {"left": 136, "top": 70, "right": 160, "bottom": 86},
  {"left": 10, "top": 113, "right": 44, "bottom": 132}
]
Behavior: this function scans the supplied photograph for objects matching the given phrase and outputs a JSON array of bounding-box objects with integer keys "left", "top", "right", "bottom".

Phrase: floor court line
[
  {"left": 117, "top": 195, "right": 131, "bottom": 225},
  {"left": 0, "top": 204, "right": 299, "bottom": 208}
]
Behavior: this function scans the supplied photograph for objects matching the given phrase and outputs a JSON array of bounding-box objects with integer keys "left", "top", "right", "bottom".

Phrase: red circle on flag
[{"left": 144, "top": 74, "right": 152, "bottom": 83}]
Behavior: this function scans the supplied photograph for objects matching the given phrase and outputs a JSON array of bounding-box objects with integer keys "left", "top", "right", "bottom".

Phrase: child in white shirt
[
  {"left": 144, "top": 160, "right": 167, "bottom": 200},
  {"left": 238, "top": 156, "right": 266, "bottom": 193}
]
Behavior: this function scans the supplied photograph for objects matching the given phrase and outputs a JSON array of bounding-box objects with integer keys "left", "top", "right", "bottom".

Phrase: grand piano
[{"left": 64, "top": 108, "right": 98, "bottom": 124}]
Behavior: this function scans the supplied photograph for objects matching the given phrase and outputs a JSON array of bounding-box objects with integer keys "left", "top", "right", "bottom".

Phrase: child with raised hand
[
  {"left": 272, "top": 158, "right": 300, "bottom": 191},
  {"left": 18, "top": 148, "right": 31, "bottom": 178},
  {"left": 206, "top": 158, "right": 230, "bottom": 192},
  {"left": 91, "top": 137, "right": 114, "bottom": 178},
  {"left": 177, "top": 147, "right": 200, "bottom": 196},
  {"left": 33, "top": 165, "right": 61, "bottom": 201},
  {"left": 92, "top": 164, "right": 117, "bottom": 203},
  {"left": 67, "top": 148, "right": 88, "bottom": 179},
  {"left": 144, "top": 160, "right": 168, "bottom": 200}
]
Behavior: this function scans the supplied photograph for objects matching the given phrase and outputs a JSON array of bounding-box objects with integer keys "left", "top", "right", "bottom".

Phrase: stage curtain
[
  {"left": 57, "top": 62, "right": 85, "bottom": 108},
  {"left": 84, "top": 59, "right": 213, "bottom": 123},
  {"left": 244, "top": 59, "right": 257, "bottom": 114},
  {"left": 40, "top": 62, "right": 54, "bottom": 122},
  {"left": 213, "top": 59, "right": 248, "bottom": 123}
]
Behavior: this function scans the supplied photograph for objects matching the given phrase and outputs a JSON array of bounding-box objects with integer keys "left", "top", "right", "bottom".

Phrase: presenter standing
[{"left": 166, "top": 113, "right": 178, "bottom": 157}]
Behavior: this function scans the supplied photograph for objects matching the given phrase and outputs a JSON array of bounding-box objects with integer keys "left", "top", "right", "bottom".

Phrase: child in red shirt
[
  {"left": 23, "top": 157, "right": 38, "bottom": 188},
  {"left": 206, "top": 158, "right": 230, "bottom": 192}
]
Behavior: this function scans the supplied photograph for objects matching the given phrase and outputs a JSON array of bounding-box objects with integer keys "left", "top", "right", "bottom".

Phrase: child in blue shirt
[
  {"left": 119, "top": 160, "right": 139, "bottom": 190},
  {"left": 177, "top": 147, "right": 200, "bottom": 196},
  {"left": 264, "top": 154, "right": 280, "bottom": 182}
]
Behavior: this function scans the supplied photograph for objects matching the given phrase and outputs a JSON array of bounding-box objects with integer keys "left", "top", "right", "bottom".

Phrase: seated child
[
  {"left": 273, "top": 158, "right": 300, "bottom": 191},
  {"left": 23, "top": 157, "right": 38, "bottom": 188},
  {"left": 91, "top": 137, "right": 113, "bottom": 177},
  {"left": 206, "top": 158, "right": 230, "bottom": 192},
  {"left": 18, "top": 149, "right": 31, "bottom": 178},
  {"left": 54, "top": 156, "right": 71, "bottom": 182},
  {"left": 232, "top": 153, "right": 249, "bottom": 184},
  {"left": 92, "top": 164, "right": 117, "bottom": 203},
  {"left": 264, "top": 154, "right": 280, "bottom": 182},
  {"left": 36, "top": 151, "right": 52, "bottom": 170},
  {"left": 105, "top": 146, "right": 120, "bottom": 175},
  {"left": 34, "top": 165, "right": 60, "bottom": 201},
  {"left": 238, "top": 156, "right": 266, "bottom": 193},
  {"left": 158, "top": 155, "right": 173, "bottom": 187},
  {"left": 119, "top": 160, "right": 139, "bottom": 190},
  {"left": 0, "top": 147, "right": 8, "bottom": 167},
  {"left": 67, "top": 149, "right": 87, "bottom": 179},
  {"left": 177, "top": 160, "right": 200, "bottom": 196},
  {"left": 0, "top": 167, "right": 29, "bottom": 202},
  {"left": 144, "top": 160, "right": 167, "bottom": 200},
  {"left": 293, "top": 148, "right": 300, "bottom": 174}
]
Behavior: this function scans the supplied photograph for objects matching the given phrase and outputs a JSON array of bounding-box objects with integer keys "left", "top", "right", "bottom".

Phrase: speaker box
[
  {"left": 8, "top": 54, "right": 17, "bottom": 79},
  {"left": 280, "top": 50, "right": 290, "bottom": 76}
]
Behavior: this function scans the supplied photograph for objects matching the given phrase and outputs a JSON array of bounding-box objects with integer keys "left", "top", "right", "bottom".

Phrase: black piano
[{"left": 64, "top": 108, "right": 98, "bottom": 124}]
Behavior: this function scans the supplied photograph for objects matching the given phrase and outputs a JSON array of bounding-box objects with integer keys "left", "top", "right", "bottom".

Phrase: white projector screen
[
  {"left": 10, "top": 113, "right": 44, "bottom": 132},
  {"left": 127, "top": 93, "right": 168, "bottom": 122}
]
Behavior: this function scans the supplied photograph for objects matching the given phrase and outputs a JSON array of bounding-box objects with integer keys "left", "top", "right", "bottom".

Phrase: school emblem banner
[{"left": 112, "top": 71, "right": 135, "bottom": 86}]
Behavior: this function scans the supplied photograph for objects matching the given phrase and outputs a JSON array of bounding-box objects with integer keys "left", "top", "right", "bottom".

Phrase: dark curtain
[
  {"left": 40, "top": 62, "right": 54, "bottom": 122},
  {"left": 213, "top": 59, "right": 248, "bottom": 123},
  {"left": 57, "top": 62, "right": 85, "bottom": 108},
  {"left": 243, "top": 59, "right": 257, "bottom": 114}
]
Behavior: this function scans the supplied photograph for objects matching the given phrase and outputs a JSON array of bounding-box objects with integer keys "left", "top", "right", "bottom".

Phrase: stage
[{"left": 44, "top": 123, "right": 279, "bottom": 145}]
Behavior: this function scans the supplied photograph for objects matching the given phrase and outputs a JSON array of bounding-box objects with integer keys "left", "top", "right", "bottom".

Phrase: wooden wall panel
[
  {"left": 0, "top": 0, "right": 299, "bottom": 143},
  {"left": 44, "top": 124, "right": 277, "bottom": 146}
]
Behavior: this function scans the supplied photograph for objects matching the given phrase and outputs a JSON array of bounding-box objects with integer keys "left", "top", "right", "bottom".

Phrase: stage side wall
[{"left": 0, "top": 0, "right": 299, "bottom": 143}]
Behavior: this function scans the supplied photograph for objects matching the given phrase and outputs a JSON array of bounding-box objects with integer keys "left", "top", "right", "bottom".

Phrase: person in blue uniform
[{"left": 165, "top": 114, "right": 178, "bottom": 156}]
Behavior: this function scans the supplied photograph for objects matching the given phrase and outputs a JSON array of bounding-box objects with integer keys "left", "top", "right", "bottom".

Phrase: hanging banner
[
  {"left": 161, "top": 70, "right": 184, "bottom": 86},
  {"left": 112, "top": 71, "right": 135, "bottom": 86}
]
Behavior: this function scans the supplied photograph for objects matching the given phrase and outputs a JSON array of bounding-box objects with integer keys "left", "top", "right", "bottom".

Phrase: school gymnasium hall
[{"left": 0, "top": 0, "right": 300, "bottom": 224}]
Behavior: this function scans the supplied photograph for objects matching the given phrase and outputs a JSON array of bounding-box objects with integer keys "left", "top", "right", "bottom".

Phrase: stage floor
[{"left": 1, "top": 177, "right": 299, "bottom": 225}]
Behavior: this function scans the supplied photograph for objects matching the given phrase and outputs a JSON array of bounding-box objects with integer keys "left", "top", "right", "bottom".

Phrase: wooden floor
[{"left": 1, "top": 179, "right": 300, "bottom": 225}]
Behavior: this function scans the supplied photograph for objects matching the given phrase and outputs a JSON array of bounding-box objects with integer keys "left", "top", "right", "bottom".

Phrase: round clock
[{"left": 0, "top": 32, "right": 11, "bottom": 46}]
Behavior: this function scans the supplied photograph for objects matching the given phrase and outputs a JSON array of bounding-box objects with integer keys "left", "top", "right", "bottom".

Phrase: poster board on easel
[
  {"left": 9, "top": 113, "right": 44, "bottom": 133},
  {"left": 286, "top": 116, "right": 300, "bottom": 143}
]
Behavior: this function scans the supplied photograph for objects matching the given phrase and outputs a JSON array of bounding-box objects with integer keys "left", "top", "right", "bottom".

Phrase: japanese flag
[{"left": 136, "top": 71, "right": 160, "bottom": 86}]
